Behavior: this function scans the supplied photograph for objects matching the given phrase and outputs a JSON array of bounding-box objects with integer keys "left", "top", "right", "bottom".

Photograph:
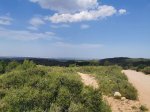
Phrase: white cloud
[
  {"left": 51, "top": 24, "right": 70, "bottom": 28},
  {"left": 28, "top": 17, "right": 45, "bottom": 30},
  {"left": 0, "top": 27, "right": 58, "bottom": 41},
  {"left": 80, "top": 24, "right": 90, "bottom": 29},
  {"left": 30, "top": 0, "right": 127, "bottom": 23},
  {"left": 46, "top": 5, "right": 117, "bottom": 23},
  {"left": 29, "top": 0, "right": 98, "bottom": 13},
  {"left": 27, "top": 26, "right": 38, "bottom": 31},
  {"left": 119, "top": 9, "right": 127, "bottom": 15},
  {"left": 29, "top": 17, "right": 45, "bottom": 27},
  {"left": 0, "top": 15, "right": 13, "bottom": 25}
]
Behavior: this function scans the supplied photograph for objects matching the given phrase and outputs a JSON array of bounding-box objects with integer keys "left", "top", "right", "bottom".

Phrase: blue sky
[{"left": 0, "top": 0, "right": 150, "bottom": 59}]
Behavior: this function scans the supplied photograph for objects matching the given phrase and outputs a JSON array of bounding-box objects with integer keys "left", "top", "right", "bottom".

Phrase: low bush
[
  {"left": 76, "top": 66, "right": 138, "bottom": 100},
  {"left": 0, "top": 60, "right": 111, "bottom": 112},
  {"left": 142, "top": 66, "right": 150, "bottom": 74},
  {"left": 140, "top": 105, "right": 149, "bottom": 111},
  {"left": 5, "top": 61, "right": 19, "bottom": 72}
]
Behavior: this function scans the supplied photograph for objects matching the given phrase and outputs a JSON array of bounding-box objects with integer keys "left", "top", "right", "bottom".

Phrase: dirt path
[
  {"left": 77, "top": 72, "right": 98, "bottom": 89},
  {"left": 77, "top": 72, "right": 141, "bottom": 112},
  {"left": 123, "top": 70, "right": 150, "bottom": 110}
]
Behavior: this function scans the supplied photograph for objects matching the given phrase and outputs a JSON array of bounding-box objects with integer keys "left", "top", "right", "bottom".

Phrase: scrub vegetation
[{"left": 0, "top": 60, "right": 138, "bottom": 112}]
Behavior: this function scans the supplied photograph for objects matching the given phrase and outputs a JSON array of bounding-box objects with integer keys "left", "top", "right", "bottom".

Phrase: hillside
[
  {"left": 100, "top": 57, "right": 150, "bottom": 67},
  {"left": 100, "top": 57, "right": 150, "bottom": 74},
  {"left": 0, "top": 60, "right": 140, "bottom": 112}
]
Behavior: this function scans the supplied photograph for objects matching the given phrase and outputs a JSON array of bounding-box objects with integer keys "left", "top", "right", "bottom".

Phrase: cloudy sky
[{"left": 0, "top": 0, "right": 150, "bottom": 59}]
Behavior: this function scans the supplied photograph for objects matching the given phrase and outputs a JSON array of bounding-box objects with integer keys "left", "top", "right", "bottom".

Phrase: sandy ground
[
  {"left": 77, "top": 72, "right": 98, "bottom": 89},
  {"left": 78, "top": 72, "right": 141, "bottom": 112},
  {"left": 103, "top": 96, "right": 141, "bottom": 112},
  {"left": 123, "top": 70, "right": 150, "bottom": 110}
]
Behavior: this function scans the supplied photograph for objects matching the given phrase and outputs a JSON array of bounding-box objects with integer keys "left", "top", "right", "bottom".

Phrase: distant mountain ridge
[
  {"left": 0, "top": 57, "right": 150, "bottom": 67},
  {"left": 100, "top": 57, "right": 150, "bottom": 69}
]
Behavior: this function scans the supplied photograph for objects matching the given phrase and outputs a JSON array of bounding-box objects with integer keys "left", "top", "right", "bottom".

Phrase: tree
[
  {"left": 136, "top": 64, "right": 146, "bottom": 71},
  {"left": 104, "top": 61, "right": 111, "bottom": 66},
  {"left": 89, "top": 60, "right": 99, "bottom": 66}
]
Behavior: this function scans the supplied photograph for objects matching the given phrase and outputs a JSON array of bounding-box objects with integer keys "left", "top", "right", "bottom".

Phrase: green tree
[
  {"left": 69, "top": 64, "right": 77, "bottom": 67},
  {"left": 89, "top": 60, "right": 99, "bottom": 66},
  {"left": 104, "top": 61, "right": 111, "bottom": 66}
]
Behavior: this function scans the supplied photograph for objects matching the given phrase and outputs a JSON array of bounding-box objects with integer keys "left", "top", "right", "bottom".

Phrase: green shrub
[
  {"left": 69, "top": 64, "right": 77, "bottom": 67},
  {"left": 89, "top": 60, "right": 99, "bottom": 66},
  {"left": 136, "top": 64, "right": 146, "bottom": 71},
  {"left": 119, "top": 82, "right": 138, "bottom": 100},
  {"left": 76, "top": 66, "right": 137, "bottom": 100},
  {"left": 0, "top": 63, "right": 112, "bottom": 112},
  {"left": 18, "top": 60, "right": 36, "bottom": 70},
  {"left": 81, "top": 87, "right": 103, "bottom": 112},
  {"left": 0, "top": 89, "right": 6, "bottom": 99},
  {"left": 0, "top": 64, "right": 4, "bottom": 74},
  {"left": 5, "top": 61, "right": 19, "bottom": 72},
  {"left": 68, "top": 102, "right": 88, "bottom": 112},
  {"left": 1, "top": 71, "right": 28, "bottom": 89},
  {"left": 56, "top": 87, "right": 71, "bottom": 112},
  {"left": 101, "top": 102, "right": 111, "bottom": 112},
  {"left": 140, "top": 105, "right": 148, "bottom": 111},
  {"left": 0, "top": 61, "right": 7, "bottom": 74},
  {"left": 1, "top": 87, "right": 40, "bottom": 112},
  {"left": 142, "top": 67, "right": 150, "bottom": 74},
  {"left": 58, "top": 76, "right": 83, "bottom": 97}
]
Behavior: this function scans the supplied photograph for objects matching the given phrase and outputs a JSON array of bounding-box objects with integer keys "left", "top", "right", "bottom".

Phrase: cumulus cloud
[
  {"left": 29, "top": 0, "right": 127, "bottom": 23},
  {"left": 0, "top": 27, "right": 58, "bottom": 41},
  {"left": 28, "top": 17, "right": 45, "bottom": 30},
  {"left": 45, "top": 5, "right": 117, "bottom": 23},
  {"left": 29, "top": 0, "right": 98, "bottom": 13},
  {"left": 0, "top": 15, "right": 13, "bottom": 25},
  {"left": 119, "top": 9, "right": 127, "bottom": 15},
  {"left": 80, "top": 24, "right": 90, "bottom": 29},
  {"left": 29, "top": 17, "right": 45, "bottom": 27}
]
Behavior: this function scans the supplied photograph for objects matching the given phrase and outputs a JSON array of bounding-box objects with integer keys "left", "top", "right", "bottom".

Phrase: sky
[{"left": 0, "top": 0, "right": 150, "bottom": 59}]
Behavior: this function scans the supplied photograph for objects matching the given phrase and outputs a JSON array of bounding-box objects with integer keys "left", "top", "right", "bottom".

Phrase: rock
[
  {"left": 121, "top": 97, "right": 126, "bottom": 101},
  {"left": 114, "top": 92, "right": 122, "bottom": 99}
]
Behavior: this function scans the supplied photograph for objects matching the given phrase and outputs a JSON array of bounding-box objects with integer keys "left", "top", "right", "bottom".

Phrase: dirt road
[
  {"left": 77, "top": 72, "right": 98, "bottom": 89},
  {"left": 123, "top": 70, "right": 150, "bottom": 110},
  {"left": 78, "top": 72, "right": 141, "bottom": 112}
]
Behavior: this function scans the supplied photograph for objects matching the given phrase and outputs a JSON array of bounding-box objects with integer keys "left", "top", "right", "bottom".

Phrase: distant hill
[
  {"left": 100, "top": 57, "right": 150, "bottom": 69},
  {"left": 0, "top": 57, "right": 91, "bottom": 67},
  {"left": 0, "top": 57, "right": 150, "bottom": 68}
]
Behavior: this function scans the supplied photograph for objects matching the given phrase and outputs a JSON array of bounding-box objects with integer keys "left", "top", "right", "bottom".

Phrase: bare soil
[
  {"left": 78, "top": 72, "right": 141, "bottom": 112},
  {"left": 103, "top": 96, "right": 141, "bottom": 112},
  {"left": 123, "top": 70, "right": 150, "bottom": 110},
  {"left": 77, "top": 72, "right": 98, "bottom": 89}
]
